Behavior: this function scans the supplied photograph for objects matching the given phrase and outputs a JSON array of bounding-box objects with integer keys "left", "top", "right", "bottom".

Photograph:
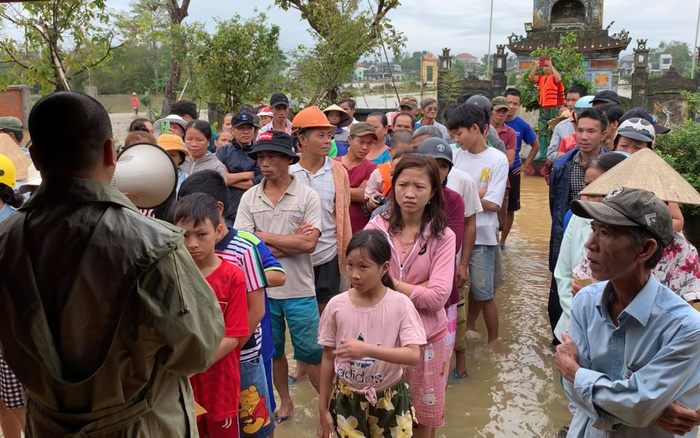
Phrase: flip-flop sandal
[
  {"left": 275, "top": 415, "right": 291, "bottom": 424},
  {"left": 453, "top": 368, "right": 468, "bottom": 379}
]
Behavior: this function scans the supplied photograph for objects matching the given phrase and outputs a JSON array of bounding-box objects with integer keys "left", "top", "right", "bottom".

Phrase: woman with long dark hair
[{"left": 365, "top": 154, "right": 455, "bottom": 438}]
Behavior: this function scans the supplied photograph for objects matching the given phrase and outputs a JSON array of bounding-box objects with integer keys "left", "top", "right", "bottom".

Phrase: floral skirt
[{"left": 330, "top": 378, "right": 416, "bottom": 438}]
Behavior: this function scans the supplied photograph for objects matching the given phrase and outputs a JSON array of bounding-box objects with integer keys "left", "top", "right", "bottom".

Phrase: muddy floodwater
[{"left": 276, "top": 175, "right": 572, "bottom": 438}]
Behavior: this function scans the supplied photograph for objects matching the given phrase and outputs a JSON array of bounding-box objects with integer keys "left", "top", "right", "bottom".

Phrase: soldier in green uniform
[{"left": 0, "top": 91, "right": 223, "bottom": 437}]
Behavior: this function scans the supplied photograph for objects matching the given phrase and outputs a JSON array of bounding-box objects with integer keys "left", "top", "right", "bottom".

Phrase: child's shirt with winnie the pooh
[
  {"left": 318, "top": 288, "right": 426, "bottom": 391},
  {"left": 190, "top": 261, "right": 249, "bottom": 421}
]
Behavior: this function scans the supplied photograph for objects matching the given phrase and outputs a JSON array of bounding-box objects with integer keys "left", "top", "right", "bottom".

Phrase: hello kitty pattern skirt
[{"left": 403, "top": 334, "right": 450, "bottom": 428}]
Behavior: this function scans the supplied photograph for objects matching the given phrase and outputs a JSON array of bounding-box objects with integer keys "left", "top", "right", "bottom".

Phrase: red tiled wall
[{"left": 0, "top": 89, "right": 23, "bottom": 122}]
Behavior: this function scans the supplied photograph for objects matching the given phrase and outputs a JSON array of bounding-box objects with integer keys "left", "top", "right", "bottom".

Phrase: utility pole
[
  {"left": 693, "top": 0, "right": 700, "bottom": 79},
  {"left": 486, "top": 0, "right": 494, "bottom": 79}
]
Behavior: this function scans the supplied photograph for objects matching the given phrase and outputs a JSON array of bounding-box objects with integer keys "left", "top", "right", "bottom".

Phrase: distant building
[
  {"left": 659, "top": 54, "right": 673, "bottom": 74},
  {"left": 454, "top": 52, "right": 481, "bottom": 78},
  {"left": 362, "top": 62, "right": 405, "bottom": 81},
  {"left": 619, "top": 54, "right": 634, "bottom": 76},
  {"left": 352, "top": 65, "right": 365, "bottom": 82}
]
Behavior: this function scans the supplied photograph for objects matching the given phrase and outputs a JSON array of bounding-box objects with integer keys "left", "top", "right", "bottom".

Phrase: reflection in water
[{"left": 277, "top": 176, "right": 571, "bottom": 437}]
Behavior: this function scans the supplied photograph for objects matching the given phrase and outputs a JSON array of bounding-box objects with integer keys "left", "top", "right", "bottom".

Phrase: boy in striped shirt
[{"left": 179, "top": 171, "right": 286, "bottom": 438}]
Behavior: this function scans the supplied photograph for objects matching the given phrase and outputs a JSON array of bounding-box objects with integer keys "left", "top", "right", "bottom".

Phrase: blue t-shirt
[
  {"left": 334, "top": 126, "right": 349, "bottom": 157},
  {"left": 505, "top": 116, "right": 537, "bottom": 169},
  {"left": 372, "top": 148, "right": 391, "bottom": 165}
]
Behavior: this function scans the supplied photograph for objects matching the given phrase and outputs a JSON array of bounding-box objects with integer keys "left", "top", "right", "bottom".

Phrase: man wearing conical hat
[
  {"left": 0, "top": 117, "right": 31, "bottom": 183},
  {"left": 0, "top": 117, "right": 26, "bottom": 156},
  {"left": 612, "top": 117, "right": 685, "bottom": 232}
]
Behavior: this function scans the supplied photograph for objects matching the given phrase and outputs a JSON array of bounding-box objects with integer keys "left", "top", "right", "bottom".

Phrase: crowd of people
[{"left": 0, "top": 53, "right": 699, "bottom": 438}]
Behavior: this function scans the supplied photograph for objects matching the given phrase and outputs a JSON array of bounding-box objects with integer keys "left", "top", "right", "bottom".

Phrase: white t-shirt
[
  {"left": 453, "top": 147, "right": 509, "bottom": 246},
  {"left": 446, "top": 168, "right": 483, "bottom": 219}
]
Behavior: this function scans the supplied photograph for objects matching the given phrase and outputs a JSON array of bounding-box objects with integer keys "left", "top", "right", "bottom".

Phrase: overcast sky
[{"left": 108, "top": 0, "right": 697, "bottom": 58}]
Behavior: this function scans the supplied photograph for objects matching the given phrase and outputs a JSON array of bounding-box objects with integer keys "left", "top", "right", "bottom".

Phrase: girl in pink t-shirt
[
  {"left": 318, "top": 230, "right": 426, "bottom": 438},
  {"left": 365, "top": 155, "right": 456, "bottom": 436}
]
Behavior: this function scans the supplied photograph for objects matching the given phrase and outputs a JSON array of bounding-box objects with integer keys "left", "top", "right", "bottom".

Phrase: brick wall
[{"left": 0, "top": 89, "right": 24, "bottom": 122}]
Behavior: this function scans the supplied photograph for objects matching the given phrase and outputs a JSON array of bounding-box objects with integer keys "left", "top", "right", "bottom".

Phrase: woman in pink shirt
[
  {"left": 365, "top": 155, "right": 456, "bottom": 437},
  {"left": 318, "top": 230, "right": 426, "bottom": 438}
]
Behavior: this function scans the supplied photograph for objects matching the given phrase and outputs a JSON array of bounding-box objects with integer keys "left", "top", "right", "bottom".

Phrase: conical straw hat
[
  {"left": 323, "top": 104, "right": 352, "bottom": 128},
  {"left": 580, "top": 148, "right": 700, "bottom": 205},
  {"left": 0, "top": 133, "right": 30, "bottom": 181},
  {"left": 548, "top": 110, "right": 571, "bottom": 131}
]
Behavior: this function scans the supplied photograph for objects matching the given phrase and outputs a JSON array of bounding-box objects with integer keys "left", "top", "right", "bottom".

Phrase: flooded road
[{"left": 276, "top": 175, "right": 571, "bottom": 438}]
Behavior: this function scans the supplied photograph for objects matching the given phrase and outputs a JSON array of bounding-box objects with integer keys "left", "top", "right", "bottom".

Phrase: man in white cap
[{"left": 154, "top": 114, "right": 188, "bottom": 139}]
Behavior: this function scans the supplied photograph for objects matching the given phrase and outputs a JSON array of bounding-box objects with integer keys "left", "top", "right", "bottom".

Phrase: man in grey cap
[
  {"left": 0, "top": 116, "right": 28, "bottom": 157},
  {"left": 398, "top": 96, "right": 420, "bottom": 118},
  {"left": 557, "top": 187, "right": 700, "bottom": 437}
]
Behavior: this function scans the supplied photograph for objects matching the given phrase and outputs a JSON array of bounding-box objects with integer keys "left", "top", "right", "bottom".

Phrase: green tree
[
  {"left": 452, "top": 58, "right": 466, "bottom": 79},
  {"left": 161, "top": 0, "right": 191, "bottom": 114},
  {"left": 117, "top": 0, "right": 207, "bottom": 115},
  {"left": 439, "top": 65, "right": 462, "bottom": 104},
  {"left": 655, "top": 119, "right": 700, "bottom": 215},
  {"left": 173, "top": 22, "right": 209, "bottom": 105},
  {"left": 479, "top": 54, "right": 492, "bottom": 78},
  {"left": 116, "top": 0, "right": 171, "bottom": 88},
  {"left": 650, "top": 41, "right": 692, "bottom": 76},
  {"left": 394, "top": 50, "right": 426, "bottom": 77},
  {"left": 197, "top": 14, "right": 283, "bottom": 113},
  {"left": 516, "top": 32, "right": 593, "bottom": 112},
  {"left": 70, "top": 45, "right": 168, "bottom": 94},
  {"left": 277, "top": 0, "right": 403, "bottom": 105},
  {"left": 0, "top": 0, "right": 118, "bottom": 93}
]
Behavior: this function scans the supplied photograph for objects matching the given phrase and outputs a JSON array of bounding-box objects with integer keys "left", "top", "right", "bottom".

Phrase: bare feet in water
[{"left": 288, "top": 361, "right": 308, "bottom": 381}]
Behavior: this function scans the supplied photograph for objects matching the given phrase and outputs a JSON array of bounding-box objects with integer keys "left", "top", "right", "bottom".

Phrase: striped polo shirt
[{"left": 216, "top": 228, "right": 268, "bottom": 362}]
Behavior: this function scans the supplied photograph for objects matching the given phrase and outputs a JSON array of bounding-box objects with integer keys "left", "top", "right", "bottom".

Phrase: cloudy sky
[{"left": 109, "top": 0, "right": 696, "bottom": 58}]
